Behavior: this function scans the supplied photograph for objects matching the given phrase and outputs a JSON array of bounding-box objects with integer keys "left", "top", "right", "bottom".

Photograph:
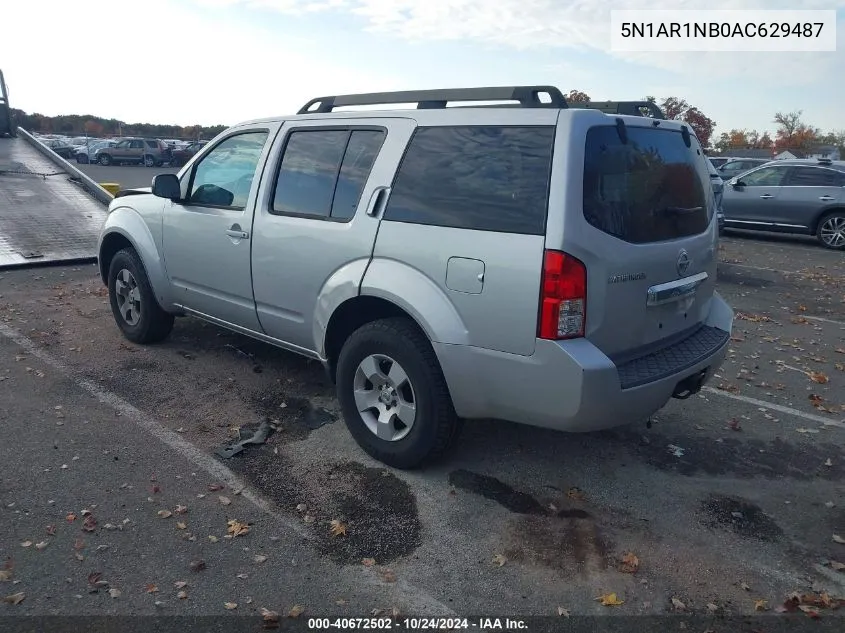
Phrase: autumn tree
[
  {"left": 773, "top": 110, "right": 820, "bottom": 151},
  {"left": 714, "top": 128, "right": 774, "bottom": 152},
  {"left": 649, "top": 97, "right": 716, "bottom": 149},
  {"left": 565, "top": 90, "right": 591, "bottom": 103},
  {"left": 84, "top": 119, "right": 104, "bottom": 136}
]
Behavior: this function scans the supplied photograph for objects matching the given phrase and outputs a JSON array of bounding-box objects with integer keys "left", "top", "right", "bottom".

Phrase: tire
[
  {"left": 335, "top": 317, "right": 461, "bottom": 469},
  {"left": 107, "top": 247, "right": 174, "bottom": 344},
  {"left": 816, "top": 211, "right": 845, "bottom": 250},
  {"left": 154, "top": 160, "right": 163, "bottom": 167},
  {"left": 98, "top": 153, "right": 111, "bottom": 166},
  {"left": 144, "top": 155, "right": 155, "bottom": 167}
]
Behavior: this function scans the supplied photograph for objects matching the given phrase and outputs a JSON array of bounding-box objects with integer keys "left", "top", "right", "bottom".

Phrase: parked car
[
  {"left": 41, "top": 137, "right": 75, "bottom": 159},
  {"left": 76, "top": 140, "right": 117, "bottom": 164},
  {"left": 706, "top": 158, "right": 726, "bottom": 234},
  {"left": 169, "top": 141, "right": 207, "bottom": 167},
  {"left": 97, "top": 137, "right": 172, "bottom": 167},
  {"left": 721, "top": 159, "right": 845, "bottom": 249},
  {"left": 97, "top": 85, "right": 733, "bottom": 469},
  {"left": 716, "top": 158, "right": 771, "bottom": 181}
]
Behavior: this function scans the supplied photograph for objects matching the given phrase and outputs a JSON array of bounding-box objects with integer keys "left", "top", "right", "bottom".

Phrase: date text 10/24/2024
[{"left": 307, "top": 618, "right": 528, "bottom": 630}]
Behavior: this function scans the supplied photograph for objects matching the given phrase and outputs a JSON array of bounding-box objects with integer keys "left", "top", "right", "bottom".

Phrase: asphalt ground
[
  {"left": 1, "top": 231, "right": 843, "bottom": 626},
  {"left": 75, "top": 164, "right": 180, "bottom": 191}
]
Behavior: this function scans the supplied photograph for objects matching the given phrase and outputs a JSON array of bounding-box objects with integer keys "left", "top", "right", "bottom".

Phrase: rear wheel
[
  {"left": 98, "top": 153, "right": 111, "bottom": 166},
  {"left": 143, "top": 155, "right": 155, "bottom": 167},
  {"left": 107, "top": 247, "right": 174, "bottom": 344},
  {"left": 336, "top": 318, "right": 461, "bottom": 469},
  {"left": 817, "top": 211, "right": 845, "bottom": 250}
]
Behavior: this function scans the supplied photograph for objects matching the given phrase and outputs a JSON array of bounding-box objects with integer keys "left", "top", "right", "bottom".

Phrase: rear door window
[
  {"left": 785, "top": 166, "right": 845, "bottom": 187},
  {"left": 383, "top": 126, "right": 555, "bottom": 235},
  {"left": 583, "top": 125, "right": 711, "bottom": 244}
]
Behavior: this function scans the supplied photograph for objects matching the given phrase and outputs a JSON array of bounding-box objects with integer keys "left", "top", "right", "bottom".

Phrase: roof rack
[
  {"left": 297, "top": 86, "right": 568, "bottom": 114},
  {"left": 574, "top": 101, "right": 665, "bottom": 119}
]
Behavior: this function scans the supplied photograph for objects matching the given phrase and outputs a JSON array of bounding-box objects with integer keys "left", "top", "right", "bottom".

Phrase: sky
[{"left": 1, "top": 0, "right": 843, "bottom": 139}]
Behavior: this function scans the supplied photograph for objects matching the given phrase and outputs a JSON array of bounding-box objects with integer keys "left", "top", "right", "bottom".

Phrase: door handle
[
  {"left": 819, "top": 196, "right": 835, "bottom": 202},
  {"left": 225, "top": 229, "right": 249, "bottom": 239},
  {"left": 759, "top": 194, "right": 773, "bottom": 199},
  {"left": 366, "top": 186, "right": 391, "bottom": 217}
]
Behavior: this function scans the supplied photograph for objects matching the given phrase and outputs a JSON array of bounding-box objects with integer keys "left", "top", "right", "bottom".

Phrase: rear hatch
[{"left": 561, "top": 118, "right": 718, "bottom": 361}]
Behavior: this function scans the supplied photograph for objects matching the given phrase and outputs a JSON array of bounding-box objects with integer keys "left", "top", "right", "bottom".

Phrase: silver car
[
  {"left": 97, "top": 86, "right": 734, "bottom": 468},
  {"left": 721, "top": 159, "right": 845, "bottom": 249}
]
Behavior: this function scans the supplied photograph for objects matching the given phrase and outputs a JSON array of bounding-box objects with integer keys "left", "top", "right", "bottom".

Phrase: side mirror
[
  {"left": 152, "top": 173, "right": 181, "bottom": 200},
  {"left": 730, "top": 178, "right": 744, "bottom": 188}
]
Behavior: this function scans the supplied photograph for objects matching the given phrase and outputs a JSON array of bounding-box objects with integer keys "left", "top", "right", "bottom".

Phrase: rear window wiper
[{"left": 660, "top": 206, "right": 703, "bottom": 216}]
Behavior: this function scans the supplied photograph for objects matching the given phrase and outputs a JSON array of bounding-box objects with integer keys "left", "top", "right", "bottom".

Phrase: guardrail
[{"left": 15, "top": 127, "right": 114, "bottom": 206}]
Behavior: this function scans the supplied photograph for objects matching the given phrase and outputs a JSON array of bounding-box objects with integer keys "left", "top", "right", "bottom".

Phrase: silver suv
[{"left": 97, "top": 86, "right": 734, "bottom": 469}]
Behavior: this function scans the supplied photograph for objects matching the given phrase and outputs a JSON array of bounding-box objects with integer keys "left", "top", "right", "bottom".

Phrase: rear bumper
[{"left": 435, "top": 292, "right": 733, "bottom": 432}]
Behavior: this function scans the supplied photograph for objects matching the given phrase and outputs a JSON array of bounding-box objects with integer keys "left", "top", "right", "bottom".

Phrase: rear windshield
[{"left": 583, "top": 125, "right": 711, "bottom": 244}]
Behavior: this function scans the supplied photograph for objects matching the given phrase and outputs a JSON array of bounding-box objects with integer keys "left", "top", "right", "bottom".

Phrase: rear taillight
[{"left": 538, "top": 250, "right": 586, "bottom": 340}]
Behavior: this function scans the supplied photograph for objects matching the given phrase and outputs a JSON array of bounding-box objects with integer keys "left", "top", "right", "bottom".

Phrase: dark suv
[{"left": 97, "top": 138, "right": 172, "bottom": 167}]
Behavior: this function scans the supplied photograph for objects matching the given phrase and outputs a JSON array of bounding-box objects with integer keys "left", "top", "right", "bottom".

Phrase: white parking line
[
  {"left": 0, "top": 321, "right": 456, "bottom": 616},
  {"left": 803, "top": 315, "right": 845, "bottom": 327},
  {"left": 704, "top": 386, "right": 845, "bottom": 429}
]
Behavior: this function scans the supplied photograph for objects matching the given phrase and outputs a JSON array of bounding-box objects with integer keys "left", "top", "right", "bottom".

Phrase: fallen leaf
[
  {"left": 3, "top": 592, "right": 25, "bottom": 605},
  {"left": 566, "top": 487, "right": 585, "bottom": 500},
  {"left": 236, "top": 574, "right": 248, "bottom": 579},
  {"left": 20, "top": 541, "right": 32, "bottom": 548},
  {"left": 34, "top": 541, "right": 48, "bottom": 551},
  {"left": 81, "top": 515, "right": 97, "bottom": 532},
  {"left": 329, "top": 520, "right": 348, "bottom": 537},
  {"left": 208, "top": 536, "right": 219, "bottom": 543},
  {"left": 492, "top": 554, "right": 507, "bottom": 567},
  {"left": 741, "top": 582, "right": 751, "bottom": 591},
  {"left": 208, "top": 484, "right": 224, "bottom": 491},
  {"left": 833, "top": 534, "right": 845, "bottom": 544},
  {"left": 177, "top": 591, "right": 188, "bottom": 600},
  {"left": 174, "top": 505, "right": 188, "bottom": 514},
  {"left": 109, "top": 588, "right": 121, "bottom": 599},
  {"left": 224, "top": 602, "right": 238, "bottom": 610},
  {"left": 288, "top": 604, "right": 305, "bottom": 618},
  {"left": 0, "top": 570, "right": 11, "bottom": 582},
  {"left": 824, "top": 458, "right": 833, "bottom": 467},
  {"left": 336, "top": 599, "right": 348, "bottom": 605},
  {"left": 671, "top": 597, "right": 686, "bottom": 611},
  {"left": 596, "top": 593, "right": 624, "bottom": 606},
  {"left": 728, "top": 418, "right": 742, "bottom": 432},
  {"left": 706, "top": 602, "right": 719, "bottom": 613},
  {"left": 619, "top": 552, "right": 639, "bottom": 573},
  {"left": 808, "top": 371, "right": 829, "bottom": 384},
  {"left": 755, "top": 599, "right": 769, "bottom": 611},
  {"left": 379, "top": 569, "right": 397, "bottom": 583},
  {"left": 227, "top": 519, "right": 250, "bottom": 537},
  {"left": 145, "top": 584, "right": 159, "bottom": 593},
  {"left": 157, "top": 510, "right": 172, "bottom": 519},
  {"left": 254, "top": 555, "right": 268, "bottom": 564},
  {"left": 262, "top": 608, "right": 280, "bottom": 628},
  {"left": 362, "top": 558, "right": 376, "bottom": 567},
  {"left": 66, "top": 513, "right": 76, "bottom": 522},
  {"left": 303, "top": 515, "right": 315, "bottom": 524},
  {"left": 46, "top": 525, "right": 56, "bottom": 536},
  {"left": 189, "top": 560, "right": 206, "bottom": 572},
  {"left": 218, "top": 496, "right": 231, "bottom": 506},
  {"left": 557, "top": 607, "right": 570, "bottom": 617},
  {"left": 176, "top": 522, "right": 187, "bottom": 530},
  {"left": 87, "top": 572, "right": 103, "bottom": 585},
  {"left": 174, "top": 581, "right": 188, "bottom": 589},
  {"left": 830, "top": 561, "right": 845, "bottom": 571}
]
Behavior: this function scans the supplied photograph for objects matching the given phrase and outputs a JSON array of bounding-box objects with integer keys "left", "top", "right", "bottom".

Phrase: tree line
[
  {"left": 8, "top": 108, "right": 227, "bottom": 141},
  {"left": 565, "top": 91, "right": 843, "bottom": 157}
]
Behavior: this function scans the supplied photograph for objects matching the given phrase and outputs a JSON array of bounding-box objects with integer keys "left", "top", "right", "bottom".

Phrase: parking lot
[
  {"left": 76, "top": 163, "right": 180, "bottom": 191},
  {"left": 0, "top": 230, "right": 843, "bottom": 621}
]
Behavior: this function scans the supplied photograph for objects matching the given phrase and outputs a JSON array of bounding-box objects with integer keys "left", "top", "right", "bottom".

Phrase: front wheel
[
  {"left": 335, "top": 318, "right": 461, "bottom": 469},
  {"left": 98, "top": 153, "right": 111, "bottom": 166},
  {"left": 817, "top": 211, "right": 845, "bottom": 250},
  {"left": 107, "top": 247, "right": 174, "bottom": 344}
]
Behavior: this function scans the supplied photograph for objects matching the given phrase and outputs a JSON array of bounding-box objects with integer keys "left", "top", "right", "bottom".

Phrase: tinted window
[
  {"left": 583, "top": 126, "right": 711, "bottom": 244},
  {"left": 787, "top": 166, "right": 845, "bottom": 187},
  {"left": 739, "top": 166, "right": 787, "bottom": 186},
  {"left": 129, "top": 140, "right": 143, "bottom": 149},
  {"left": 331, "top": 131, "right": 385, "bottom": 220},
  {"left": 383, "top": 126, "right": 554, "bottom": 235},
  {"left": 272, "top": 129, "right": 384, "bottom": 220},
  {"left": 187, "top": 131, "right": 268, "bottom": 208},
  {"left": 145, "top": 140, "right": 159, "bottom": 148}
]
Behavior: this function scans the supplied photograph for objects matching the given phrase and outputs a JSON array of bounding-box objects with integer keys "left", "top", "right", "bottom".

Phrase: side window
[
  {"left": 738, "top": 166, "right": 787, "bottom": 186},
  {"left": 383, "top": 126, "right": 555, "bottom": 235},
  {"left": 115, "top": 140, "right": 128, "bottom": 149},
  {"left": 129, "top": 140, "right": 144, "bottom": 149},
  {"left": 146, "top": 140, "right": 159, "bottom": 148},
  {"left": 271, "top": 129, "right": 385, "bottom": 220},
  {"left": 787, "top": 167, "right": 845, "bottom": 187},
  {"left": 187, "top": 130, "right": 269, "bottom": 209}
]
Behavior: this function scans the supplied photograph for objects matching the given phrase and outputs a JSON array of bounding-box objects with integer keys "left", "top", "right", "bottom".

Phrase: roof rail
[
  {"left": 297, "top": 86, "right": 568, "bottom": 114},
  {"left": 574, "top": 101, "right": 665, "bottom": 119}
]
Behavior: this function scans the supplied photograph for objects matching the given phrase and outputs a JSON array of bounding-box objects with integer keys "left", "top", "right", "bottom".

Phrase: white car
[{"left": 75, "top": 140, "right": 117, "bottom": 164}]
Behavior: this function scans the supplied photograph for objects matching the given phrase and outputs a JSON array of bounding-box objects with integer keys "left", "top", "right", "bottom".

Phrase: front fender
[
  {"left": 98, "top": 206, "right": 171, "bottom": 307},
  {"left": 360, "top": 258, "right": 470, "bottom": 346}
]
